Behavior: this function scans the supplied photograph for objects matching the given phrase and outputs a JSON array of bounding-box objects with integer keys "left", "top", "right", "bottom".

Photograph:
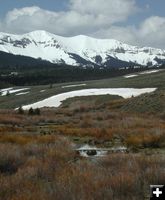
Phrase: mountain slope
[
  {"left": 0, "top": 51, "right": 54, "bottom": 67},
  {"left": 0, "top": 30, "right": 165, "bottom": 67}
]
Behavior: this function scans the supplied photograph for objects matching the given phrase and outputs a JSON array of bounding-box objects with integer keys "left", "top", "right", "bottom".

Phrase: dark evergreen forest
[{"left": 0, "top": 51, "right": 164, "bottom": 88}]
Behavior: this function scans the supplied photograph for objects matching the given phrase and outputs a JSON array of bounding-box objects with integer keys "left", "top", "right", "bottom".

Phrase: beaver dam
[{"left": 76, "top": 145, "right": 128, "bottom": 157}]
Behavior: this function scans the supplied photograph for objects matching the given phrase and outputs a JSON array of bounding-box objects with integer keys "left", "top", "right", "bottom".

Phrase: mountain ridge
[{"left": 0, "top": 30, "right": 165, "bottom": 67}]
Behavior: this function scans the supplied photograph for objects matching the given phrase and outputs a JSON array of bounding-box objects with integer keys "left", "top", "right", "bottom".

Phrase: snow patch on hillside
[
  {"left": 124, "top": 74, "right": 138, "bottom": 78},
  {"left": 40, "top": 90, "right": 46, "bottom": 93},
  {"left": 124, "top": 69, "right": 163, "bottom": 78},
  {"left": 21, "top": 88, "right": 156, "bottom": 109},
  {"left": 139, "top": 69, "right": 162, "bottom": 75},
  {"left": 62, "top": 83, "right": 87, "bottom": 88},
  {"left": 15, "top": 92, "right": 29, "bottom": 96},
  {"left": 0, "top": 88, "right": 29, "bottom": 96}
]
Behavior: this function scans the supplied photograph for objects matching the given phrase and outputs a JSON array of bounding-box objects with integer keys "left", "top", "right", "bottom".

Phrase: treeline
[
  {"left": 0, "top": 51, "right": 54, "bottom": 67},
  {"left": 0, "top": 65, "right": 154, "bottom": 87},
  {"left": 0, "top": 50, "right": 164, "bottom": 88}
]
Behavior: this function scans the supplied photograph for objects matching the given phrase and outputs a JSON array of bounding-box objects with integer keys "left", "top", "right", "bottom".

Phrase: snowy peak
[{"left": 0, "top": 30, "right": 165, "bottom": 67}]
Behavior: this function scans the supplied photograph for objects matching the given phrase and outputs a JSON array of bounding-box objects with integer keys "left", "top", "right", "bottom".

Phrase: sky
[{"left": 0, "top": 0, "right": 164, "bottom": 49}]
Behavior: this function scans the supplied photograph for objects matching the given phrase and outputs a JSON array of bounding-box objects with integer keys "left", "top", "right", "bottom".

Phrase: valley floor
[
  {"left": 0, "top": 70, "right": 165, "bottom": 199},
  {"left": 0, "top": 91, "right": 165, "bottom": 200}
]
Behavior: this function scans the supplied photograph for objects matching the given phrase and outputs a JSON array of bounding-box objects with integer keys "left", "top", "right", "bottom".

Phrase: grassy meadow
[
  {"left": 0, "top": 69, "right": 165, "bottom": 109},
  {"left": 0, "top": 69, "right": 165, "bottom": 199}
]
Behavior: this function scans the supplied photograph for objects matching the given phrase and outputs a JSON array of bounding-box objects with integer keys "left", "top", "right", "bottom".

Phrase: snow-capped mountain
[{"left": 0, "top": 30, "right": 165, "bottom": 67}]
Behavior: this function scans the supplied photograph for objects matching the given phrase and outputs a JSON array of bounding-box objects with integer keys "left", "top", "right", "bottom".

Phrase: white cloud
[
  {"left": 0, "top": 0, "right": 164, "bottom": 49},
  {"left": 6, "top": 6, "right": 40, "bottom": 23},
  {"left": 138, "top": 16, "right": 165, "bottom": 48},
  {"left": 3, "top": 6, "right": 59, "bottom": 33},
  {"left": 92, "top": 26, "right": 136, "bottom": 44},
  {"left": 139, "top": 16, "right": 165, "bottom": 37},
  {"left": 92, "top": 16, "right": 165, "bottom": 49},
  {"left": 0, "top": 0, "right": 137, "bottom": 35},
  {"left": 70, "top": 0, "right": 137, "bottom": 22}
]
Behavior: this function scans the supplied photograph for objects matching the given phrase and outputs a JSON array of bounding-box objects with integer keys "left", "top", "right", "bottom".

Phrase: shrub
[
  {"left": 34, "top": 108, "right": 40, "bottom": 115},
  {"left": 28, "top": 107, "right": 34, "bottom": 115},
  {"left": 28, "top": 108, "right": 41, "bottom": 115},
  {"left": 18, "top": 106, "right": 24, "bottom": 115},
  {"left": 0, "top": 144, "right": 24, "bottom": 174},
  {"left": 125, "top": 131, "right": 165, "bottom": 148}
]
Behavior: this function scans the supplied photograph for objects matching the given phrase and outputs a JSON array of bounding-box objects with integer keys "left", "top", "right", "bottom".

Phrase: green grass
[
  {"left": 61, "top": 94, "right": 122, "bottom": 108},
  {"left": 120, "top": 90, "right": 165, "bottom": 114},
  {"left": 87, "top": 69, "right": 165, "bottom": 89},
  {"left": 0, "top": 69, "right": 165, "bottom": 109}
]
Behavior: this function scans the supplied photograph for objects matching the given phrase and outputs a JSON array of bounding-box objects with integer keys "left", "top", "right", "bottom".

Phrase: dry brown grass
[
  {"left": 0, "top": 104, "right": 164, "bottom": 149},
  {"left": 125, "top": 128, "right": 165, "bottom": 148},
  {"left": 0, "top": 98, "right": 164, "bottom": 200},
  {"left": 0, "top": 137, "right": 164, "bottom": 200}
]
